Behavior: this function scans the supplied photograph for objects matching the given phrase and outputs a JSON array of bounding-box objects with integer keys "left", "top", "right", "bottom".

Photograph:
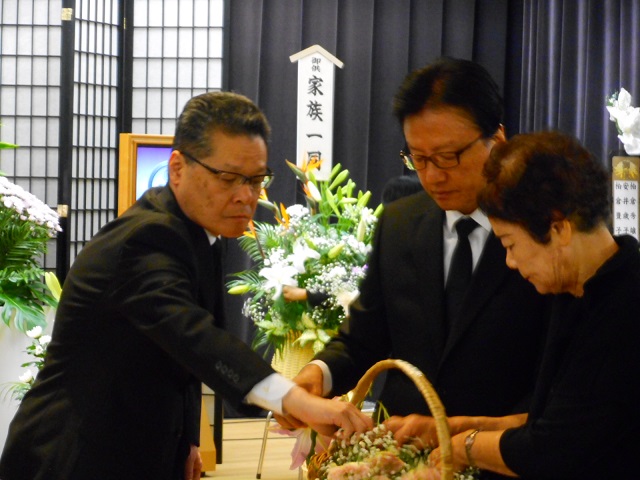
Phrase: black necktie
[{"left": 445, "top": 217, "right": 478, "bottom": 330}]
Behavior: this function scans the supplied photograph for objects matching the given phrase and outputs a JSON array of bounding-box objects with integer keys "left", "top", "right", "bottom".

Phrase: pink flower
[
  {"left": 271, "top": 425, "right": 332, "bottom": 470},
  {"left": 398, "top": 464, "right": 442, "bottom": 480},
  {"left": 327, "top": 461, "right": 372, "bottom": 480},
  {"left": 367, "top": 450, "right": 406, "bottom": 474}
]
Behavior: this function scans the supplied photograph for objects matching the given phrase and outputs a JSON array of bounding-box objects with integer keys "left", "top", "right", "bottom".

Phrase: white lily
[
  {"left": 291, "top": 240, "right": 321, "bottom": 273},
  {"left": 336, "top": 289, "right": 360, "bottom": 317},
  {"left": 305, "top": 181, "right": 322, "bottom": 202},
  {"left": 259, "top": 265, "right": 299, "bottom": 299}
]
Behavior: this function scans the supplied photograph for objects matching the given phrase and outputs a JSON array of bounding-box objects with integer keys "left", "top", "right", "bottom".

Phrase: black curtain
[
  {"left": 224, "top": 0, "right": 512, "bottom": 345},
  {"left": 227, "top": 0, "right": 511, "bottom": 209},
  {"left": 224, "top": 0, "right": 640, "bottom": 347},
  {"left": 510, "top": 0, "right": 640, "bottom": 165}
]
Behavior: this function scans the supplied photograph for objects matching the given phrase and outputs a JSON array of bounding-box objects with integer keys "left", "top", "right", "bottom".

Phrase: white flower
[
  {"left": 259, "top": 265, "right": 299, "bottom": 299},
  {"left": 607, "top": 88, "right": 640, "bottom": 155},
  {"left": 618, "top": 132, "right": 640, "bottom": 155},
  {"left": 306, "top": 181, "right": 322, "bottom": 202},
  {"left": 19, "top": 369, "right": 34, "bottom": 383},
  {"left": 39, "top": 335, "right": 52, "bottom": 347},
  {"left": 0, "top": 177, "right": 61, "bottom": 235},
  {"left": 291, "top": 240, "right": 321, "bottom": 273},
  {"left": 26, "top": 326, "right": 43, "bottom": 338},
  {"left": 336, "top": 290, "right": 360, "bottom": 317},
  {"left": 34, "top": 345, "right": 44, "bottom": 355}
]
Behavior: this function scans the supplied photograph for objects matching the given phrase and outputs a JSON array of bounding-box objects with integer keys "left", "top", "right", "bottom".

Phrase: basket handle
[{"left": 348, "top": 359, "right": 453, "bottom": 480}]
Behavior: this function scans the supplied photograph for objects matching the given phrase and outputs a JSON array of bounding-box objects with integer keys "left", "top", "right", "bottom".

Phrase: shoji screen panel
[
  {"left": 69, "top": 0, "right": 120, "bottom": 262},
  {"left": 0, "top": 0, "right": 62, "bottom": 270},
  {"left": 131, "top": 0, "right": 225, "bottom": 134}
]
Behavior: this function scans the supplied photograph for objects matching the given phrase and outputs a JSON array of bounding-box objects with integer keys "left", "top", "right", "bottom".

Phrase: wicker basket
[
  {"left": 270, "top": 332, "right": 316, "bottom": 379},
  {"left": 307, "top": 359, "right": 453, "bottom": 480}
]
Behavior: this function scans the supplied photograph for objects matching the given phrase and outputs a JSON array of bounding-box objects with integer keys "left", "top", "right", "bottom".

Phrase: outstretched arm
[{"left": 282, "top": 386, "right": 373, "bottom": 437}]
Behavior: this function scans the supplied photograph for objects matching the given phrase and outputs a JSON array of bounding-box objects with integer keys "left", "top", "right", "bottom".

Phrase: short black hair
[
  {"left": 173, "top": 91, "right": 271, "bottom": 158},
  {"left": 393, "top": 57, "right": 503, "bottom": 137},
  {"left": 478, "top": 131, "right": 611, "bottom": 243},
  {"left": 381, "top": 175, "right": 423, "bottom": 204}
]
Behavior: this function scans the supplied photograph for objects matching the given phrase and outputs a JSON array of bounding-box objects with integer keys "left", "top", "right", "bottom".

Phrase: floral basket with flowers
[
  {"left": 227, "top": 159, "right": 382, "bottom": 356},
  {"left": 275, "top": 359, "right": 479, "bottom": 480},
  {"left": 607, "top": 87, "right": 640, "bottom": 156},
  {"left": 0, "top": 158, "right": 61, "bottom": 332}
]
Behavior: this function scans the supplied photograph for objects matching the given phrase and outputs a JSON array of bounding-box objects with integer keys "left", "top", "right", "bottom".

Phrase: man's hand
[
  {"left": 184, "top": 444, "right": 202, "bottom": 480},
  {"left": 275, "top": 363, "right": 327, "bottom": 429},
  {"left": 282, "top": 285, "right": 308, "bottom": 302},
  {"left": 282, "top": 386, "right": 373, "bottom": 438}
]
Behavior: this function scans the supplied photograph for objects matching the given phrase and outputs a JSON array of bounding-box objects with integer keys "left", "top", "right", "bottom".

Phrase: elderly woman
[{"left": 386, "top": 131, "right": 640, "bottom": 479}]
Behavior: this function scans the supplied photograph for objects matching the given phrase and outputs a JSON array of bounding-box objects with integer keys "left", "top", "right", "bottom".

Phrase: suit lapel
[
  {"left": 441, "top": 233, "right": 509, "bottom": 359},
  {"left": 142, "top": 187, "right": 223, "bottom": 327},
  {"left": 159, "top": 187, "right": 222, "bottom": 325},
  {"left": 413, "top": 206, "right": 448, "bottom": 360}
]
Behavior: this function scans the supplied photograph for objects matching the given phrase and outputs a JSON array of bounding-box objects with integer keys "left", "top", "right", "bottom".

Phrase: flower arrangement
[
  {"left": 227, "top": 159, "right": 381, "bottom": 355},
  {"left": 290, "top": 423, "right": 478, "bottom": 480},
  {"left": 0, "top": 174, "right": 62, "bottom": 331},
  {"left": 607, "top": 88, "right": 640, "bottom": 155},
  {"left": 2, "top": 322, "right": 52, "bottom": 402}
]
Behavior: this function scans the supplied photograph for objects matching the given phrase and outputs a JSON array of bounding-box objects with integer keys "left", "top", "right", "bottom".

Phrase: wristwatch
[{"left": 465, "top": 429, "right": 481, "bottom": 468}]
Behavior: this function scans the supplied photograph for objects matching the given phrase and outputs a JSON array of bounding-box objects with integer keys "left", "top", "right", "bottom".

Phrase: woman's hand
[{"left": 384, "top": 414, "right": 441, "bottom": 448}]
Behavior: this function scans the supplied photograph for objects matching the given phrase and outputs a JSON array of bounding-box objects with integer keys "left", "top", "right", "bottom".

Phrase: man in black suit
[
  {"left": 0, "top": 92, "right": 371, "bottom": 480},
  {"left": 291, "top": 59, "right": 550, "bottom": 438}
]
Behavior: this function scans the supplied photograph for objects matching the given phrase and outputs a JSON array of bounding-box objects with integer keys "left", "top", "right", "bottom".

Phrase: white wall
[{"left": 0, "top": 326, "right": 32, "bottom": 452}]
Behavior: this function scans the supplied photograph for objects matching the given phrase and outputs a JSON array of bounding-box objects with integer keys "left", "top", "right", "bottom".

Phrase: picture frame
[{"left": 118, "top": 133, "right": 174, "bottom": 215}]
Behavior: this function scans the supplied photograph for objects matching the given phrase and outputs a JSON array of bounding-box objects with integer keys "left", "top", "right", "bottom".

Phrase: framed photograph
[{"left": 118, "top": 133, "right": 174, "bottom": 215}]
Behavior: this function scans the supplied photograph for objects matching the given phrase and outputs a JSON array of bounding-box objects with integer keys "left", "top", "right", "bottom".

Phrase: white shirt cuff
[
  {"left": 244, "top": 373, "right": 296, "bottom": 415},
  {"left": 310, "top": 359, "right": 333, "bottom": 396}
]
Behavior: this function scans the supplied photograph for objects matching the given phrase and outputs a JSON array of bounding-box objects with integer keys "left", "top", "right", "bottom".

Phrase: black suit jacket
[
  {"left": 0, "top": 187, "right": 274, "bottom": 480},
  {"left": 315, "top": 192, "right": 550, "bottom": 418}
]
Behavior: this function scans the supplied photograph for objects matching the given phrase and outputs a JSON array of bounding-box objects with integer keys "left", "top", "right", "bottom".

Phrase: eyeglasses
[
  {"left": 400, "top": 135, "right": 484, "bottom": 171},
  {"left": 181, "top": 151, "right": 274, "bottom": 192}
]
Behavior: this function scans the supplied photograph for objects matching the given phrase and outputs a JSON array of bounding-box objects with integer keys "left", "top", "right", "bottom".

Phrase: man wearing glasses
[
  {"left": 292, "top": 59, "right": 550, "bottom": 466},
  {"left": 0, "top": 92, "right": 372, "bottom": 480}
]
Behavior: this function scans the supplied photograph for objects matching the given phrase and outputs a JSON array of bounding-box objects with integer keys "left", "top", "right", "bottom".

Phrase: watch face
[{"left": 148, "top": 160, "right": 169, "bottom": 189}]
